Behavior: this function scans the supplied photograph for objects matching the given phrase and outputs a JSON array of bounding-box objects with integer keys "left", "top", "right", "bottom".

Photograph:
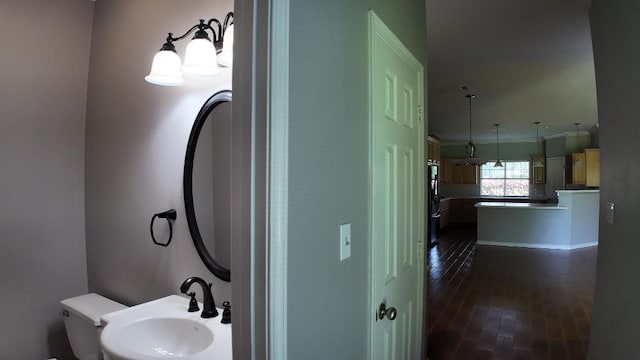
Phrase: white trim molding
[{"left": 268, "top": 0, "right": 290, "bottom": 358}]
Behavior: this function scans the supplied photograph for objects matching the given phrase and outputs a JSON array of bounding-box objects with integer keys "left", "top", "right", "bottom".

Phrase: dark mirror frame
[{"left": 184, "top": 89, "right": 232, "bottom": 282}]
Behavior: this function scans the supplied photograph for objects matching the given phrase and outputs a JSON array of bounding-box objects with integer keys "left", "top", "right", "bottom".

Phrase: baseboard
[{"left": 476, "top": 240, "right": 598, "bottom": 250}]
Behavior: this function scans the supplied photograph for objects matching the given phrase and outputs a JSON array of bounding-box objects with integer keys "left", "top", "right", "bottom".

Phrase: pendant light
[
  {"left": 494, "top": 124, "right": 503, "bottom": 167},
  {"left": 533, "top": 121, "right": 544, "bottom": 168},
  {"left": 452, "top": 94, "right": 486, "bottom": 165},
  {"left": 465, "top": 94, "right": 477, "bottom": 158},
  {"left": 573, "top": 122, "right": 583, "bottom": 167}
]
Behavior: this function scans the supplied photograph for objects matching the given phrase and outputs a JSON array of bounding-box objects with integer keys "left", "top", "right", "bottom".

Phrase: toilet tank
[{"left": 61, "top": 293, "right": 127, "bottom": 360}]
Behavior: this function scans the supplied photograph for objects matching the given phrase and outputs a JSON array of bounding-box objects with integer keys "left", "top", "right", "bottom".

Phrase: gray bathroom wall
[
  {"left": 286, "top": 0, "right": 426, "bottom": 358},
  {"left": 0, "top": 1, "right": 94, "bottom": 359},
  {"left": 588, "top": 0, "right": 640, "bottom": 357},
  {"left": 85, "top": 0, "right": 233, "bottom": 307}
]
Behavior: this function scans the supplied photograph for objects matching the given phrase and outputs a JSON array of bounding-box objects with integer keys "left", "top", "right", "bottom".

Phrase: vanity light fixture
[
  {"left": 145, "top": 12, "right": 234, "bottom": 86},
  {"left": 494, "top": 124, "right": 503, "bottom": 168},
  {"left": 533, "top": 121, "right": 544, "bottom": 168}
]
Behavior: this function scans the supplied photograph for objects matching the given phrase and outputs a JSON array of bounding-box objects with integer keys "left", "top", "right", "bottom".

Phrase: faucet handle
[
  {"left": 221, "top": 301, "right": 231, "bottom": 324},
  {"left": 187, "top": 292, "right": 200, "bottom": 312}
]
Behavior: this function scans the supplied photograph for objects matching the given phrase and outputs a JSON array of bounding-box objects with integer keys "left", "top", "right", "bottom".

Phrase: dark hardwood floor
[{"left": 426, "top": 225, "right": 597, "bottom": 360}]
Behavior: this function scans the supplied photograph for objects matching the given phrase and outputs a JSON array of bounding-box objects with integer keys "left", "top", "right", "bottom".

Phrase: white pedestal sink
[{"left": 100, "top": 295, "right": 231, "bottom": 360}]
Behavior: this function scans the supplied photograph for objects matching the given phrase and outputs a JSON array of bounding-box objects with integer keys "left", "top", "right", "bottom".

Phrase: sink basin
[
  {"left": 100, "top": 295, "right": 231, "bottom": 360},
  {"left": 106, "top": 317, "right": 213, "bottom": 357}
]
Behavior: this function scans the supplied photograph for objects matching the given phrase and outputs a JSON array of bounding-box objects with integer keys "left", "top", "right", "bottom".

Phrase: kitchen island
[{"left": 475, "top": 190, "right": 599, "bottom": 250}]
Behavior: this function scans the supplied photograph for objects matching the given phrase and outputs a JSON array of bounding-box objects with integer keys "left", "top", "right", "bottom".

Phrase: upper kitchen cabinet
[
  {"left": 441, "top": 158, "right": 454, "bottom": 184},
  {"left": 531, "top": 155, "right": 546, "bottom": 184},
  {"left": 585, "top": 148, "right": 600, "bottom": 187},
  {"left": 441, "top": 158, "right": 478, "bottom": 185},
  {"left": 427, "top": 136, "right": 441, "bottom": 165},
  {"left": 571, "top": 152, "right": 587, "bottom": 185}
]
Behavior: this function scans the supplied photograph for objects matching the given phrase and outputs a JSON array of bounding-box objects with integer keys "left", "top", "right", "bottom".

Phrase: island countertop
[
  {"left": 475, "top": 190, "right": 599, "bottom": 250},
  {"left": 474, "top": 202, "right": 567, "bottom": 210}
]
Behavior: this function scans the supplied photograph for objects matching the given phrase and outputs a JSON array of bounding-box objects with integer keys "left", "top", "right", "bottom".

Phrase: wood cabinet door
[
  {"left": 531, "top": 155, "right": 545, "bottom": 184},
  {"left": 572, "top": 153, "right": 586, "bottom": 185},
  {"left": 427, "top": 136, "right": 440, "bottom": 165},
  {"left": 439, "top": 199, "right": 450, "bottom": 230},
  {"left": 454, "top": 164, "right": 464, "bottom": 184},
  {"left": 462, "top": 165, "right": 478, "bottom": 184},
  {"left": 441, "top": 158, "right": 455, "bottom": 184},
  {"left": 585, "top": 148, "right": 600, "bottom": 187}
]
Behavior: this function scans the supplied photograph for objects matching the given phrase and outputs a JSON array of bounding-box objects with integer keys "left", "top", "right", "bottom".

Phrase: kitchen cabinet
[
  {"left": 571, "top": 152, "right": 586, "bottom": 185},
  {"left": 531, "top": 155, "right": 545, "bottom": 184},
  {"left": 450, "top": 198, "right": 478, "bottom": 224},
  {"left": 427, "top": 136, "right": 441, "bottom": 165},
  {"left": 585, "top": 148, "right": 600, "bottom": 187},
  {"left": 441, "top": 158, "right": 478, "bottom": 184},
  {"left": 462, "top": 164, "right": 478, "bottom": 184},
  {"left": 441, "top": 158, "right": 454, "bottom": 184},
  {"left": 439, "top": 199, "right": 450, "bottom": 230}
]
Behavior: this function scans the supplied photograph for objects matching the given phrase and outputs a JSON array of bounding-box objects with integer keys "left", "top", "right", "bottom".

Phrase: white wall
[
  {"left": 286, "top": 0, "right": 426, "bottom": 357},
  {"left": 0, "top": 1, "right": 94, "bottom": 358},
  {"left": 588, "top": 0, "right": 640, "bottom": 358},
  {"left": 85, "top": 0, "right": 233, "bottom": 306}
]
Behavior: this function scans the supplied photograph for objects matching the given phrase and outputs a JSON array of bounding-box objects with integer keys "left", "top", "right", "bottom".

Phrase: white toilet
[{"left": 61, "top": 293, "right": 127, "bottom": 360}]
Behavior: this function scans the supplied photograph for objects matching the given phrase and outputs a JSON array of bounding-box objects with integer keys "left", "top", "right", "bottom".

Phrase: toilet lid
[{"left": 61, "top": 293, "right": 127, "bottom": 326}]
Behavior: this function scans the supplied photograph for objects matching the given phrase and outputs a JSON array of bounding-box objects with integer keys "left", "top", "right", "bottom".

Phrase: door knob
[{"left": 378, "top": 303, "right": 397, "bottom": 321}]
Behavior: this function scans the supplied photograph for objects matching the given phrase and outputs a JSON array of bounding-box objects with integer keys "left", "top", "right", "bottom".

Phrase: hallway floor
[{"left": 426, "top": 225, "right": 597, "bottom": 360}]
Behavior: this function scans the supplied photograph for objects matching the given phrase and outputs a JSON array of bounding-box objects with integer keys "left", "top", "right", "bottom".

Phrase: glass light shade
[
  {"left": 533, "top": 159, "right": 544, "bottom": 168},
  {"left": 494, "top": 160, "right": 504, "bottom": 168},
  {"left": 182, "top": 38, "right": 219, "bottom": 76},
  {"left": 465, "top": 141, "right": 476, "bottom": 158},
  {"left": 218, "top": 24, "right": 234, "bottom": 67},
  {"left": 145, "top": 50, "right": 185, "bottom": 86}
]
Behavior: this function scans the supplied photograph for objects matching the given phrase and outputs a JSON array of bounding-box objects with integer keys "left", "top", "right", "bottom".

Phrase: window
[{"left": 480, "top": 161, "right": 530, "bottom": 196}]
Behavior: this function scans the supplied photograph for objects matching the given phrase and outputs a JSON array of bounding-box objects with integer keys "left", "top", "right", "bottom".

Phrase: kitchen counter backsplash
[{"left": 440, "top": 183, "right": 546, "bottom": 200}]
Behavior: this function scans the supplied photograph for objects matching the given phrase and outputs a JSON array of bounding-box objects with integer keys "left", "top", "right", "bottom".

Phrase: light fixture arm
[{"left": 160, "top": 13, "right": 234, "bottom": 53}]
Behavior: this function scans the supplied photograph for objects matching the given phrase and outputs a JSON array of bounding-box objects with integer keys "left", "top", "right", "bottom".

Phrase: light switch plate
[
  {"left": 339, "top": 223, "right": 351, "bottom": 261},
  {"left": 606, "top": 203, "right": 615, "bottom": 225}
]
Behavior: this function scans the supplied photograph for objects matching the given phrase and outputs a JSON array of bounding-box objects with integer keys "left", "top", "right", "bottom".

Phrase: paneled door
[{"left": 369, "top": 11, "right": 425, "bottom": 360}]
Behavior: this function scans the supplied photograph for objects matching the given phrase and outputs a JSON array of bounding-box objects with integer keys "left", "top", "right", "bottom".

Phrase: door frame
[
  {"left": 368, "top": 10, "right": 426, "bottom": 359},
  {"left": 231, "top": 0, "right": 290, "bottom": 358}
]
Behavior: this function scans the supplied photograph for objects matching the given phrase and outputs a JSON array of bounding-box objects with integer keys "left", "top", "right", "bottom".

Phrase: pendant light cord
[
  {"left": 574, "top": 122, "right": 581, "bottom": 152},
  {"left": 496, "top": 124, "right": 500, "bottom": 159},
  {"left": 469, "top": 97, "right": 473, "bottom": 143},
  {"left": 535, "top": 121, "right": 541, "bottom": 153}
]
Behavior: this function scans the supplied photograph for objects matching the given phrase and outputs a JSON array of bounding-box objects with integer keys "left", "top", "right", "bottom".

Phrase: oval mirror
[{"left": 184, "top": 90, "right": 232, "bottom": 282}]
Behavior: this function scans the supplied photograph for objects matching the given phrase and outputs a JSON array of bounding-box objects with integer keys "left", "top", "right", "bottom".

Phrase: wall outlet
[
  {"left": 339, "top": 223, "right": 351, "bottom": 261},
  {"left": 606, "top": 203, "right": 615, "bottom": 225}
]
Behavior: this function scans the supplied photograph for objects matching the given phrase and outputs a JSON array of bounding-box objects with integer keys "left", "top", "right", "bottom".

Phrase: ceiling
[{"left": 426, "top": 0, "right": 597, "bottom": 142}]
